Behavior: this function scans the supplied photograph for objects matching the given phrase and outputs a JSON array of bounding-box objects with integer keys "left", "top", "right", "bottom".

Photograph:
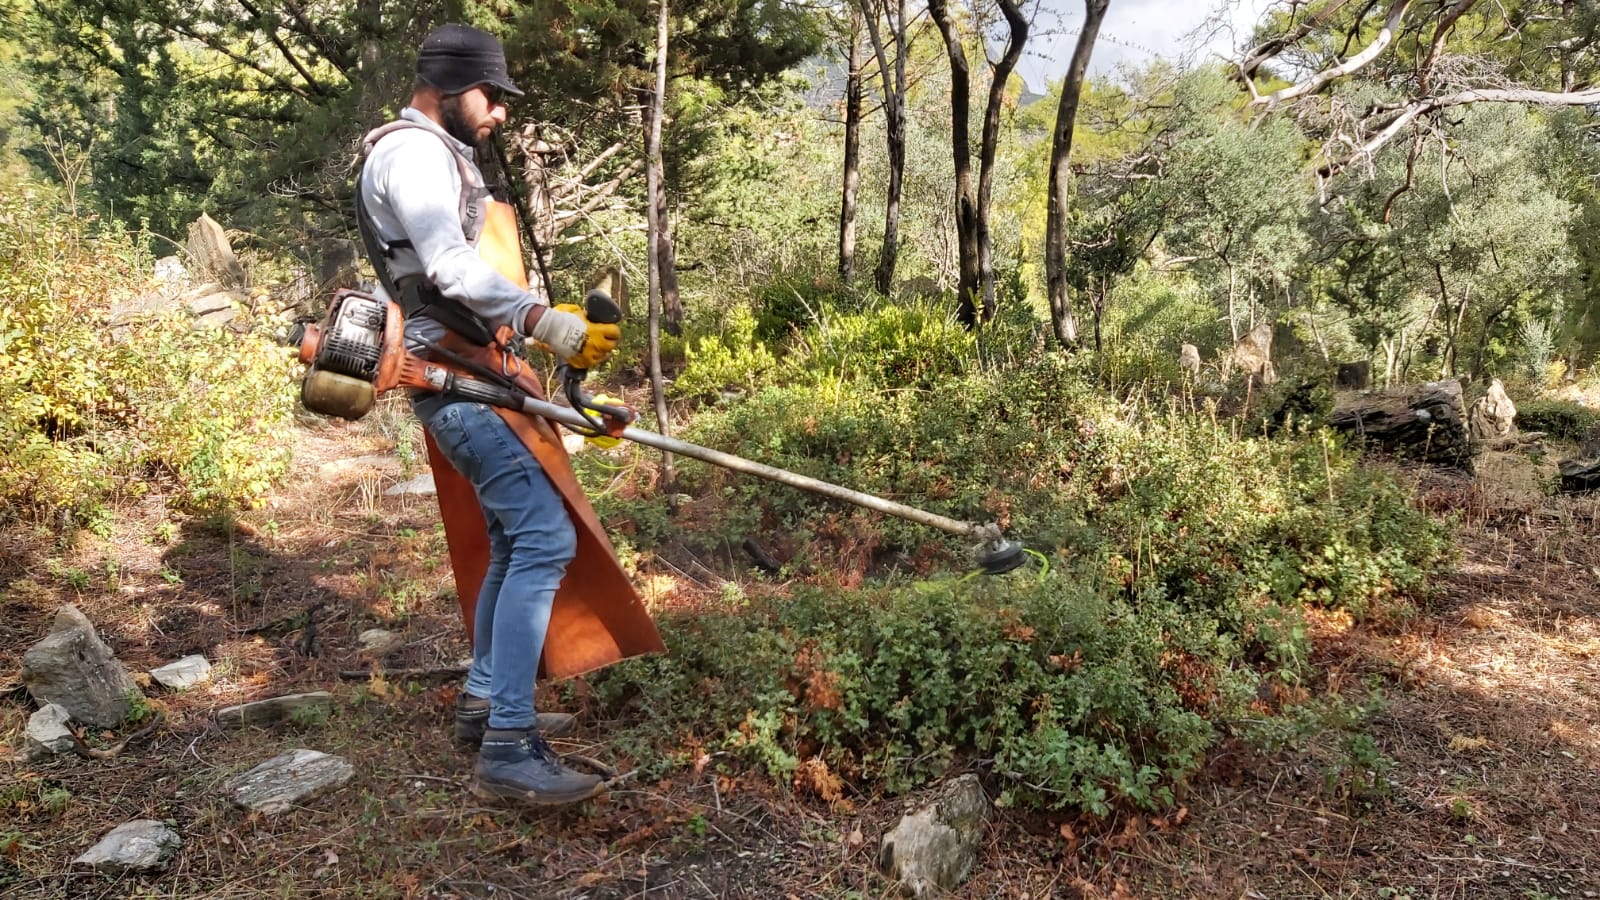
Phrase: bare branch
[
  {"left": 1417, "top": 0, "right": 1483, "bottom": 91},
  {"left": 1253, "top": 0, "right": 1414, "bottom": 108},
  {"left": 1322, "top": 85, "right": 1600, "bottom": 175},
  {"left": 1238, "top": 0, "right": 1361, "bottom": 79}
]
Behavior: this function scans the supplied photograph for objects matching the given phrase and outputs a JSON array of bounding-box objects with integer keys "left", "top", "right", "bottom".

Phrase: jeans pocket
[{"left": 429, "top": 403, "right": 486, "bottom": 482}]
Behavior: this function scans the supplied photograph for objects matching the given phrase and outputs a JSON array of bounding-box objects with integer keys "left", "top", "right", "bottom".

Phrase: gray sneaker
[
  {"left": 454, "top": 694, "right": 576, "bottom": 745},
  {"left": 470, "top": 728, "right": 606, "bottom": 807}
]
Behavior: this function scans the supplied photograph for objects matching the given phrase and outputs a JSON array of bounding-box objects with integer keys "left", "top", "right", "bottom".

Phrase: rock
[
  {"left": 74, "top": 820, "right": 182, "bottom": 873},
  {"left": 1228, "top": 322, "right": 1278, "bottom": 387},
  {"left": 22, "top": 607, "right": 144, "bottom": 728},
  {"left": 1336, "top": 360, "right": 1370, "bottom": 390},
  {"left": 384, "top": 473, "right": 436, "bottom": 497},
  {"left": 1328, "top": 378, "right": 1472, "bottom": 469},
  {"left": 186, "top": 212, "right": 248, "bottom": 290},
  {"left": 1178, "top": 344, "right": 1201, "bottom": 376},
  {"left": 184, "top": 289, "right": 244, "bottom": 328},
  {"left": 879, "top": 774, "right": 990, "bottom": 898},
  {"left": 23, "top": 703, "right": 76, "bottom": 761},
  {"left": 318, "top": 454, "right": 396, "bottom": 479},
  {"left": 225, "top": 749, "right": 355, "bottom": 814},
  {"left": 153, "top": 255, "right": 188, "bottom": 285},
  {"left": 216, "top": 691, "right": 333, "bottom": 729},
  {"left": 1559, "top": 457, "right": 1600, "bottom": 493},
  {"left": 356, "top": 629, "right": 402, "bottom": 654},
  {"left": 1468, "top": 378, "right": 1517, "bottom": 441},
  {"left": 149, "top": 655, "right": 213, "bottom": 690}
]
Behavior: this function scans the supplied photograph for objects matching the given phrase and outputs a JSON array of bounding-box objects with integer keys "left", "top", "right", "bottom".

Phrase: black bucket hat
[{"left": 417, "top": 24, "right": 524, "bottom": 97}]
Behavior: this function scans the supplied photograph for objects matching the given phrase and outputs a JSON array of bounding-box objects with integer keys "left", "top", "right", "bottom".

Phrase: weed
[{"left": 288, "top": 704, "right": 330, "bottom": 728}]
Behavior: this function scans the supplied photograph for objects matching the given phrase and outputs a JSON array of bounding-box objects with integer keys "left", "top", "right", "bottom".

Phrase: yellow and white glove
[{"left": 528, "top": 303, "right": 621, "bottom": 370}]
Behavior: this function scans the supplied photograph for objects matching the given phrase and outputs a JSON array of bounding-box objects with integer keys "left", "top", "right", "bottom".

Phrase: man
[{"left": 357, "top": 23, "right": 640, "bottom": 807}]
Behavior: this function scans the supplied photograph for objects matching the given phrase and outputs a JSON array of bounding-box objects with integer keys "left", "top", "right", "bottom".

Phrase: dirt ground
[{"left": 2, "top": 412, "right": 1598, "bottom": 899}]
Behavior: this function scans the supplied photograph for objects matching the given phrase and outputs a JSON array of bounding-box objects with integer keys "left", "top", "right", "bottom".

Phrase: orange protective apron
[{"left": 424, "top": 200, "right": 663, "bottom": 679}]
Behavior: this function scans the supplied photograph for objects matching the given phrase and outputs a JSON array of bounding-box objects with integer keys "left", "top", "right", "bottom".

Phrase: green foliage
[
  {"left": 597, "top": 351, "right": 1451, "bottom": 811},
  {"left": 673, "top": 304, "right": 779, "bottom": 401},
  {"left": 0, "top": 187, "right": 295, "bottom": 523},
  {"left": 1515, "top": 399, "right": 1600, "bottom": 443}
]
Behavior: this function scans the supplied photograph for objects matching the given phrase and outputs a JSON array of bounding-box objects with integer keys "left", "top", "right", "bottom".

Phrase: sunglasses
[{"left": 483, "top": 85, "right": 506, "bottom": 106}]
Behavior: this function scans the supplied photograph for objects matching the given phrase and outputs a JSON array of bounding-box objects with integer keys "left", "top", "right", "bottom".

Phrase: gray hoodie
[{"left": 358, "top": 108, "right": 546, "bottom": 349}]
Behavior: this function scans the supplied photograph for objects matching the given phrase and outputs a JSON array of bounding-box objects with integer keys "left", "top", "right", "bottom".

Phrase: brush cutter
[{"left": 291, "top": 288, "right": 1025, "bottom": 575}]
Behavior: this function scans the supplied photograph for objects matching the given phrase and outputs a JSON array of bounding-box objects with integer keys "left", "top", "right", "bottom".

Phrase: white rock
[
  {"left": 24, "top": 703, "right": 76, "bottom": 761},
  {"left": 74, "top": 820, "right": 182, "bottom": 872},
  {"left": 879, "top": 775, "right": 990, "bottom": 898},
  {"left": 318, "top": 454, "right": 396, "bottom": 479},
  {"left": 384, "top": 473, "right": 436, "bottom": 497},
  {"left": 225, "top": 749, "right": 355, "bottom": 814},
  {"left": 357, "top": 629, "right": 403, "bottom": 654},
  {"left": 149, "top": 655, "right": 213, "bottom": 690}
]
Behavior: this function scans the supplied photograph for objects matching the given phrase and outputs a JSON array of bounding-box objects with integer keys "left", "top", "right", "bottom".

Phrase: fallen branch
[
  {"left": 68, "top": 709, "right": 165, "bottom": 761},
  {"left": 337, "top": 664, "right": 469, "bottom": 680}
]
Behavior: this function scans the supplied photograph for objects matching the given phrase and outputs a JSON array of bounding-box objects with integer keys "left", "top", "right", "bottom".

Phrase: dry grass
[{"left": 3, "top": 421, "right": 1600, "bottom": 898}]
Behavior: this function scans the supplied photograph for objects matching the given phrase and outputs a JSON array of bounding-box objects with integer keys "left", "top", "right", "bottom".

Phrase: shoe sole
[{"left": 468, "top": 775, "right": 606, "bottom": 807}]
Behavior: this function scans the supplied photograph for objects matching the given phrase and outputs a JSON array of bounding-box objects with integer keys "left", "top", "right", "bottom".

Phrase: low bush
[
  {"left": 0, "top": 187, "right": 295, "bottom": 523},
  {"left": 591, "top": 353, "right": 1453, "bottom": 811},
  {"left": 1515, "top": 398, "right": 1599, "bottom": 443}
]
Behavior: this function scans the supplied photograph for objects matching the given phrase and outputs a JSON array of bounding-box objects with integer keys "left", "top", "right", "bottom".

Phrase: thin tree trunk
[
  {"left": 645, "top": 0, "right": 675, "bottom": 499},
  {"left": 656, "top": 178, "right": 682, "bottom": 335},
  {"left": 838, "top": 22, "right": 863, "bottom": 282},
  {"left": 1044, "top": 0, "right": 1109, "bottom": 350},
  {"left": 977, "top": 0, "right": 1028, "bottom": 323},
  {"left": 928, "top": 0, "right": 979, "bottom": 327},
  {"left": 858, "top": 0, "right": 907, "bottom": 296}
]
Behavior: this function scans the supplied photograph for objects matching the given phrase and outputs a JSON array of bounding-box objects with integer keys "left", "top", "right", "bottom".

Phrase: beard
[{"left": 439, "top": 95, "right": 483, "bottom": 146}]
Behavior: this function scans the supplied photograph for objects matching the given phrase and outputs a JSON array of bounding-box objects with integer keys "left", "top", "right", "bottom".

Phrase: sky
[{"left": 1015, "top": 0, "right": 1280, "bottom": 92}]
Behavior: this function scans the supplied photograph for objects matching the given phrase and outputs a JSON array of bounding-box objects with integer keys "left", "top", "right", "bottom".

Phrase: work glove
[{"left": 528, "top": 298, "right": 621, "bottom": 370}]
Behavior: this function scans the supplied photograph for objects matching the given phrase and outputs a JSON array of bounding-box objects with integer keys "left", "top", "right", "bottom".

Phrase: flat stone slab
[
  {"left": 74, "top": 820, "right": 182, "bottom": 873},
  {"left": 215, "top": 691, "right": 333, "bottom": 729},
  {"left": 384, "top": 473, "right": 436, "bottom": 497},
  {"left": 24, "top": 703, "right": 76, "bottom": 761},
  {"left": 225, "top": 749, "right": 354, "bottom": 814},
  {"left": 318, "top": 454, "right": 396, "bottom": 479},
  {"left": 149, "top": 654, "right": 213, "bottom": 690}
]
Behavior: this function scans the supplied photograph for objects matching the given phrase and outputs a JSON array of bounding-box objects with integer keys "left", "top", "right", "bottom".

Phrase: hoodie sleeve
[{"left": 363, "top": 130, "right": 541, "bottom": 337}]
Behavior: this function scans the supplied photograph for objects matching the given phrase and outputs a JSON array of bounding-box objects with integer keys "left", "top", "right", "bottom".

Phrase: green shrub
[
  {"left": 672, "top": 303, "right": 779, "bottom": 401},
  {"left": 593, "top": 354, "right": 1452, "bottom": 811},
  {"left": 0, "top": 186, "right": 296, "bottom": 522},
  {"left": 1515, "top": 398, "right": 1599, "bottom": 442}
]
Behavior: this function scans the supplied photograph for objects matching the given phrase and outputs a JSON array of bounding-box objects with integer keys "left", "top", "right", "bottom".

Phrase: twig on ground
[
  {"left": 338, "top": 664, "right": 469, "bottom": 679},
  {"left": 68, "top": 709, "right": 165, "bottom": 760}
]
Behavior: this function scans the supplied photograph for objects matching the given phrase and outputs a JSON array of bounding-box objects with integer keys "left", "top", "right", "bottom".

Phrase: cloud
[{"left": 1016, "top": 0, "right": 1276, "bottom": 91}]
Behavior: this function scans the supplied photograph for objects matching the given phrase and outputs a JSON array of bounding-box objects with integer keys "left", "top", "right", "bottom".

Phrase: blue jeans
[{"left": 412, "top": 395, "right": 577, "bottom": 730}]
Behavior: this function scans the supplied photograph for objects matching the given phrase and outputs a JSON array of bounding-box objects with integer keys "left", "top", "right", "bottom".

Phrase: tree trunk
[
  {"left": 656, "top": 178, "right": 682, "bottom": 335},
  {"left": 838, "top": 23, "right": 863, "bottom": 283},
  {"left": 858, "top": 0, "right": 908, "bottom": 297},
  {"left": 977, "top": 0, "right": 1028, "bottom": 323},
  {"left": 928, "top": 0, "right": 980, "bottom": 328},
  {"left": 645, "top": 0, "right": 676, "bottom": 498},
  {"left": 1044, "top": 0, "right": 1109, "bottom": 350}
]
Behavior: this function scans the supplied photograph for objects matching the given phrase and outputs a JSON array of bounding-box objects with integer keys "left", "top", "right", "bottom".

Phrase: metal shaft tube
[{"left": 519, "top": 395, "right": 981, "bottom": 539}]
